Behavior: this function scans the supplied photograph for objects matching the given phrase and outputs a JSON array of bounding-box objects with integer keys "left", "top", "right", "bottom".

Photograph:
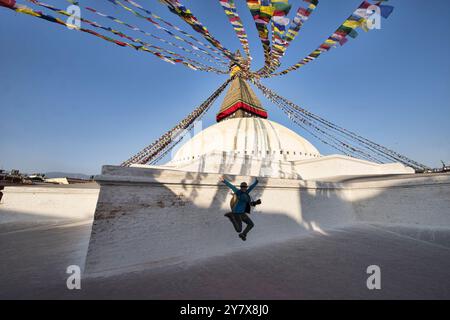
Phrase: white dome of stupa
[
  {"left": 142, "top": 76, "right": 413, "bottom": 180},
  {"left": 170, "top": 117, "right": 320, "bottom": 164}
]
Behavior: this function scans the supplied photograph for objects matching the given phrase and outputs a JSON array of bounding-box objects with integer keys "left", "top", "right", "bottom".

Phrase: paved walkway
[{"left": 1, "top": 221, "right": 449, "bottom": 299}]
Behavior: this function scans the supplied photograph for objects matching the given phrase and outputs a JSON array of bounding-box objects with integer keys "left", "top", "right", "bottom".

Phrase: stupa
[
  {"left": 85, "top": 64, "right": 416, "bottom": 277},
  {"left": 157, "top": 75, "right": 413, "bottom": 180}
]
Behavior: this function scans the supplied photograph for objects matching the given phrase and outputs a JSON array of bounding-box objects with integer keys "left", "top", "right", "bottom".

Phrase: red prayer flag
[{"left": 0, "top": 0, "right": 16, "bottom": 8}]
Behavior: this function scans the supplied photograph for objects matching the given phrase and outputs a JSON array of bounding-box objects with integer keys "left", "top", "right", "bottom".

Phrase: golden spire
[{"left": 216, "top": 76, "right": 267, "bottom": 122}]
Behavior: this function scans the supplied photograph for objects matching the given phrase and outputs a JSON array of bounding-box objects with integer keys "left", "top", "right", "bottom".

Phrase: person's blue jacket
[{"left": 223, "top": 178, "right": 258, "bottom": 214}]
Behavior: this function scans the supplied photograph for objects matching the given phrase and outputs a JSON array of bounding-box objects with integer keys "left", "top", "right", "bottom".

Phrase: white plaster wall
[
  {"left": 0, "top": 186, "right": 99, "bottom": 225},
  {"left": 293, "top": 155, "right": 415, "bottom": 180},
  {"left": 345, "top": 175, "right": 450, "bottom": 226}
]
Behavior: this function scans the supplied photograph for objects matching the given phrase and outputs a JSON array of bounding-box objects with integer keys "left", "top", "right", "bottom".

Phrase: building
[{"left": 44, "top": 177, "right": 93, "bottom": 185}]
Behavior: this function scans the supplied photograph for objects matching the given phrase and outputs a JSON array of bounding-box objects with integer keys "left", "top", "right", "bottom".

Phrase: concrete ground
[{"left": 1, "top": 220, "right": 449, "bottom": 299}]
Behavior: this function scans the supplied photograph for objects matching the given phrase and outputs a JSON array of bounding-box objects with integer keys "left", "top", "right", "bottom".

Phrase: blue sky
[{"left": 1, "top": 0, "right": 449, "bottom": 174}]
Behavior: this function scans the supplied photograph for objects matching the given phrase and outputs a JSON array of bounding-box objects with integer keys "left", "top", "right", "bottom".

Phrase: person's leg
[
  {"left": 234, "top": 214, "right": 243, "bottom": 233},
  {"left": 240, "top": 214, "right": 254, "bottom": 236},
  {"left": 226, "top": 213, "right": 242, "bottom": 233}
]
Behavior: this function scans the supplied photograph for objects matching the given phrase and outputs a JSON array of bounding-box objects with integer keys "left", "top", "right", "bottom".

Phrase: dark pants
[{"left": 228, "top": 213, "right": 254, "bottom": 236}]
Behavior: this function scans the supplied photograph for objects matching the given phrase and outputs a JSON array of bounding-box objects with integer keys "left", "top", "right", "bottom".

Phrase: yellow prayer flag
[
  {"left": 260, "top": 6, "right": 275, "bottom": 16},
  {"left": 343, "top": 20, "right": 361, "bottom": 29},
  {"left": 16, "top": 7, "right": 41, "bottom": 17}
]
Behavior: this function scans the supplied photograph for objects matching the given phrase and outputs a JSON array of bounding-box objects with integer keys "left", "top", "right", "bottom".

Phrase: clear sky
[{"left": 1, "top": 0, "right": 449, "bottom": 174}]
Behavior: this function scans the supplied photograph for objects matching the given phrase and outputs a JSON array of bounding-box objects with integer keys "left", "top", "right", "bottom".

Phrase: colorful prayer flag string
[
  {"left": 118, "top": 0, "right": 230, "bottom": 64},
  {"left": 104, "top": 0, "right": 229, "bottom": 67},
  {"left": 246, "top": 0, "right": 274, "bottom": 74},
  {"left": 3, "top": 1, "right": 223, "bottom": 73},
  {"left": 86, "top": 7, "right": 223, "bottom": 68},
  {"left": 158, "top": 0, "right": 238, "bottom": 63},
  {"left": 218, "top": 0, "right": 251, "bottom": 60},
  {"left": 26, "top": 0, "right": 227, "bottom": 74},
  {"left": 1, "top": 0, "right": 395, "bottom": 78},
  {"left": 266, "top": 0, "right": 319, "bottom": 73},
  {"left": 121, "top": 76, "right": 234, "bottom": 166},
  {"left": 266, "top": 0, "right": 394, "bottom": 77},
  {"left": 69, "top": 3, "right": 227, "bottom": 69},
  {"left": 263, "top": 0, "right": 292, "bottom": 75}
]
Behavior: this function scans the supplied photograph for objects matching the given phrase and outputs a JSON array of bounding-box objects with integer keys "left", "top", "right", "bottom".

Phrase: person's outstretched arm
[
  {"left": 219, "top": 175, "right": 238, "bottom": 193},
  {"left": 247, "top": 178, "right": 259, "bottom": 193}
]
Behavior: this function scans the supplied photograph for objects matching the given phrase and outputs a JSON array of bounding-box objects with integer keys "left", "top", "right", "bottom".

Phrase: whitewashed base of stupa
[
  {"left": 84, "top": 165, "right": 450, "bottom": 277},
  {"left": 162, "top": 152, "right": 415, "bottom": 180}
]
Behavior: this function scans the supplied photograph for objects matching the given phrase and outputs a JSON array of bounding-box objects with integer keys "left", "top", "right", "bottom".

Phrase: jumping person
[{"left": 219, "top": 175, "right": 259, "bottom": 241}]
